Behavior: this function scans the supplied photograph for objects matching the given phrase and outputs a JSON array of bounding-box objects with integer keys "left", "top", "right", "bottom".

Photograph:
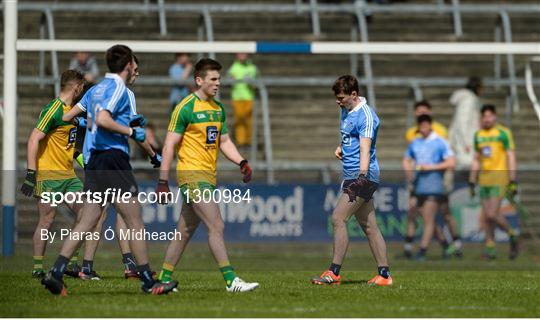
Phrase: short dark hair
[
  {"left": 415, "top": 100, "right": 432, "bottom": 110},
  {"left": 481, "top": 104, "right": 496, "bottom": 115},
  {"left": 417, "top": 114, "right": 433, "bottom": 125},
  {"left": 106, "top": 44, "right": 134, "bottom": 73},
  {"left": 194, "top": 58, "right": 222, "bottom": 79},
  {"left": 466, "top": 76, "right": 483, "bottom": 95},
  {"left": 332, "top": 75, "right": 359, "bottom": 95},
  {"left": 60, "top": 69, "right": 84, "bottom": 91}
]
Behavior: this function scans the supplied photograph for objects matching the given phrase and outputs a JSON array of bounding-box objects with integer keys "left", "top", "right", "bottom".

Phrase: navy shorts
[
  {"left": 415, "top": 194, "right": 447, "bottom": 207},
  {"left": 84, "top": 149, "right": 139, "bottom": 199},
  {"left": 342, "top": 178, "right": 379, "bottom": 202}
]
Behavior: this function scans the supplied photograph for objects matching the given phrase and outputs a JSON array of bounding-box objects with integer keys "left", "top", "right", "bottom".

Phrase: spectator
[
  {"left": 169, "top": 53, "right": 193, "bottom": 112},
  {"left": 69, "top": 52, "right": 99, "bottom": 86},
  {"left": 448, "top": 76, "right": 483, "bottom": 170},
  {"left": 227, "top": 53, "right": 258, "bottom": 148}
]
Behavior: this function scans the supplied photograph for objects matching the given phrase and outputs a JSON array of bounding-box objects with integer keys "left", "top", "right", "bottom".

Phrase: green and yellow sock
[
  {"left": 485, "top": 240, "right": 496, "bottom": 257},
  {"left": 69, "top": 250, "right": 80, "bottom": 269},
  {"left": 219, "top": 262, "right": 237, "bottom": 287},
  {"left": 33, "top": 255, "right": 44, "bottom": 272},
  {"left": 158, "top": 263, "right": 174, "bottom": 282},
  {"left": 508, "top": 228, "right": 515, "bottom": 238}
]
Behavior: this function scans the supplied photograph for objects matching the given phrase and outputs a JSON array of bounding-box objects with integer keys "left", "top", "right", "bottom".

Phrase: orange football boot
[
  {"left": 367, "top": 275, "right": 393, "bottom": 286},
  {"left": 311, "top": 270, "right": 341, "bottom": 285}
]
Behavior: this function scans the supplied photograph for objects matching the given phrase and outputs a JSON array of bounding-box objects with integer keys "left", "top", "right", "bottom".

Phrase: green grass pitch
[{"left": 1, "top": 242, "right": 539, "bottom": 317}]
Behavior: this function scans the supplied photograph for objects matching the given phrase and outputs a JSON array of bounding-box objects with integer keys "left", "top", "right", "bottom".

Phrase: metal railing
[
  {"left": 8, "top": 1, "right": 540, "bottom": 181},
  {"left": 525, "top": 56, "right": 540, "bottom": 123},
  {"left": 13, "top": 1, "right": 540, "bottom": 107},
  {"left": 19, "top": 74, "right": 540, "bottom": 182}
]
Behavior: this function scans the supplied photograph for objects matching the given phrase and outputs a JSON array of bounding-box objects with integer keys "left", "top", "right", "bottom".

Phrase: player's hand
[
  {"left": 129, "top": 114, "right": 148, "bottom": 128},
  {"left": 20, "top": 169, "right": 37, "bottom": 197},
  {"left": 334, "top": 146, "right": 343, "bottom": 160},
  {"left": 130, "top": 127, "right": 146, "bottom": 142},
  {"left": 239, "top": 160, "right": 252, "bottom": 183},
  {"left": 507, "top": 180, "right": 518, "bottom": 201},
  {"left": 150, "top": 153, "right": 162, "bottom": 168},
  {"left": 406, "top": 182, "right": 415, "bottom": 195},
  {"left": 343, "top": 174, "right": 370, "bottom": 202},
  {"left": 468, "top": 181, "right": 476, "bottom": 198},
  {"left": 74, "top": 117, "right": 87, "bottom": 128},
  {"left": 156, "top": 179, "right": 172, "bottom": 204}
]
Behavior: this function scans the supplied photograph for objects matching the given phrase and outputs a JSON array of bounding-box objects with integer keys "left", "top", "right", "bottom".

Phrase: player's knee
[
  {"left": 207, "top": 221, "right": 225, "bottom": 236},
  {"left": 38, "top": 216, "right": 55, "bottom": 229},
  {"left": 331, "top": 215, "right": 347, "bottom": 229},
  {"left": 484, "top": 210, "right": 498, "bottom": 220},
  {"left": 359, "top": 220, "right": 373, "bottom": 234}
]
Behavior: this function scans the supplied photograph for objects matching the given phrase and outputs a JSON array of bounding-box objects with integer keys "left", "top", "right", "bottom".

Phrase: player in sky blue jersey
[
  {"left": 61, "top": 57, "right": 161, "bottom": 281},
  {"left": 311, "top": 75, "right": 392, "bottom": 286},
  {"left": 403, "top": 114, "right": 455, "bottom": 260},
  {"left": 42, "top": 45, "right": 176, "bottom": 296}
]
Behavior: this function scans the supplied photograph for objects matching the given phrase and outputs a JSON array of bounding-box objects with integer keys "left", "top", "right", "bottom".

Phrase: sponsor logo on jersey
[
  {"left": 206, "top": 126, "right": 218, "bottom": 144},
  {"left": 68, "top": 127, "right": 77, "bottom": 145}
]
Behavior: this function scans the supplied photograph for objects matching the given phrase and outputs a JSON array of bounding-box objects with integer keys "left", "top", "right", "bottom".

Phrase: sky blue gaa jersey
[
  {"left": 405, "top": 132, "right": 454, "bottom": 195},
  {"left": 340, "top": 97, "right": 380, "bottom": 184},
  {"left": 77, "top": 81, "right": 137, "bottom": 164},
  {"left": 81, "top": 73, "right": 137, "bottom": 159}
]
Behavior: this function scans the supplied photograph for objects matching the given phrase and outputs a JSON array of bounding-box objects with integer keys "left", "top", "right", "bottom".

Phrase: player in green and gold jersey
[
  {"left": 469, "top": 105, "right": 519, "bottom": 260},
  {"left": 155, "top": 58, "right": 259, "bottom": 292},
  {"left": 20, "top": 70, "right": 99, "bottom": 278}
]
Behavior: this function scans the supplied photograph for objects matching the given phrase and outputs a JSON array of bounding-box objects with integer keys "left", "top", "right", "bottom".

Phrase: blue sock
[
  {"left": 51, "top": 255, "right": 70, "bottom": 280},
  {"left": 122, "top": 253, "right": 137, "bottom": 271},
  {"left": 137, "top": 264, "right": 155, "bottom": 288},
  {"left": 378, "top": 266, "right": 391, "bottom": 279},
  {"left": 329, "top": 263, "right": 341, "bottom": 276},
  {"left": 82, "top": 260, "right": 93, "bottom": 274}
]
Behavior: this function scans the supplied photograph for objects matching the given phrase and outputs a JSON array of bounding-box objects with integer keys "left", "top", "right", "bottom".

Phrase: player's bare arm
[
  {"left": 26, "top": 129, "right": 47, "bottom": 171},
  {"left": 95, "top": 110, "right": 132, "bottom": 136},
  {"left": 507, "top": 149, "right": 517, "bottom": 182},
  {"left": 469, "top": 151, "right": 480, "bottom": 183},
  {"left": 419, "top": 156, "right": 456, "bottom": 171},
  {"left": 61, "top": 105, "right": 84, "bottom": 124},
  {"left": 159, "top": 131, "right": 183, "bottom": 181},
  {"left": 219, "top": 133, "right": 244, "bottom": 165},
  {"left": 359, "top": 137, "right": 372, "bottom": 175},
  {"left": 402, "top": 155, "right": 415, "bottom": 185},
  {"left": 136, "top": 140, "right": 157, "bottom": 158}
]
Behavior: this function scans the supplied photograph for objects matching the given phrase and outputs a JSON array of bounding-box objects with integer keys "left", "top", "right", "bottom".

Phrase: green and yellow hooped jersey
[
  {"left": 474, "top": 124, "right": 515, "bottom": 186},
  {"left": 168, "top": 93, "right": 229, "bottom": 185},
  {"left": 35, "top": 98, "right": 77, "bottom": 181}
]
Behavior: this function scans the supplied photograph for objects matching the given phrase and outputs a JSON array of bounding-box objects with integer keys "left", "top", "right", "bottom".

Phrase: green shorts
[
  {"left": 35, "top": 177, "right": 83, "bottom": 200},
  {"left": 479, "top": 185, "right": 506, "bottom": 200},
  {"left": 179, "top": 181, "right": 216, "bottom": 204}
]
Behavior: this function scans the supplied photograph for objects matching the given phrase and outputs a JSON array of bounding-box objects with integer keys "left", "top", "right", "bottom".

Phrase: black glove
[
  {"left": 150, "top": 153, "right": 162, "bottom": 168},
  {"left": 468, "top": 181, "right": 476, "bottom": 198},
  {"left": 20, "top": 169, "right": 37, "bottom": 197},
  {"left": 129, "top": 114, "right": 148, "bottom": 128},
  {"left": 507, "top": 180, "right": 518, "bottom": 201},
  {"left": 343, "top": 174, "right": 370, "bottom": 202}
]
